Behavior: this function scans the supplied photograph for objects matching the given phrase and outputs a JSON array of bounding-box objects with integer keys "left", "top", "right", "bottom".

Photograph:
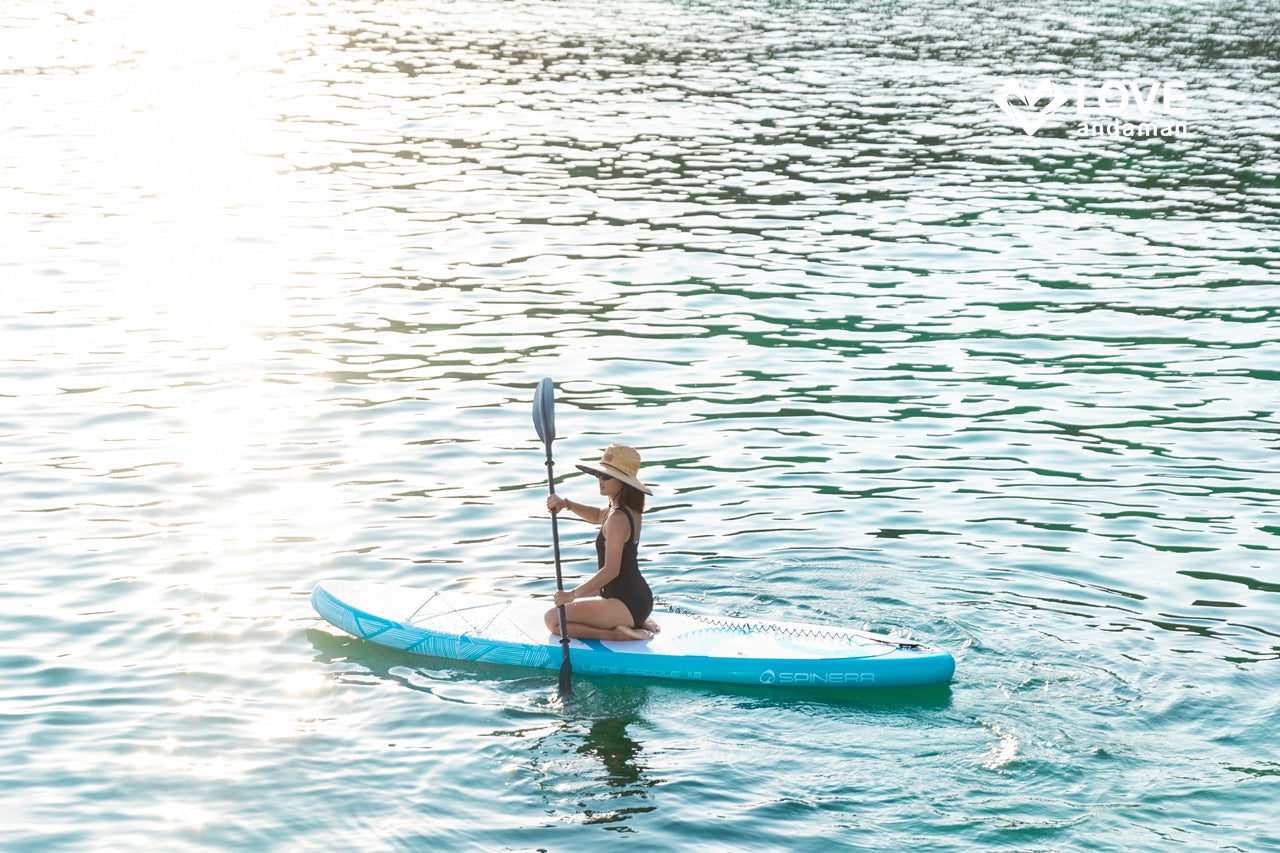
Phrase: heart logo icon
[{"left": 993, "top": 79, "right": 1068, "bottom": 136}]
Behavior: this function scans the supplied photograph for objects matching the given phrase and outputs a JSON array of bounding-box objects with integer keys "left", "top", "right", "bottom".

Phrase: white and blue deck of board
[{"left": 312, "top": 579, "right": 955, "bottom": 689}]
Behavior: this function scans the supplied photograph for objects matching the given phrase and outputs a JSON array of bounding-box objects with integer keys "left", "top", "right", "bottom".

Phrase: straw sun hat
[{"left": 575, "top": 444, "right": 653, "bottom": 495}]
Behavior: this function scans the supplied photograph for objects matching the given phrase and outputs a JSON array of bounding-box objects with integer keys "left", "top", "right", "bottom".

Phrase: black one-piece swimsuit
[{"left": 597, "top": 508, "right": 653, "bottom": 628}]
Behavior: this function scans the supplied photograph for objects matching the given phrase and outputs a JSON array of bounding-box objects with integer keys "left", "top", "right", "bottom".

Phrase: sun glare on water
[{"left": 7, "top": 3, "right": 361, "bottom": 570}]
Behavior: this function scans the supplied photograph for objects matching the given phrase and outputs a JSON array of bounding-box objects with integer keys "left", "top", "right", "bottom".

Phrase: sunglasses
[{"left": 594, "top": 473, "right": 615, "bottom": 482}]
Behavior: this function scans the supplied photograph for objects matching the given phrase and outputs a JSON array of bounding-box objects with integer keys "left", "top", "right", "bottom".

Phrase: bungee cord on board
[{"left": 653, "top": 600, "right": 923, "bottom": 649}]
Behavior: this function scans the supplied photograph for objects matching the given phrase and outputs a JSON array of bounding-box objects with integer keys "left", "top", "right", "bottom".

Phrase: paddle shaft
[
  {"left": 542, "top": 451, "right": 572, "bottom": 694},
  {"left": 543, "top": 460, "right": 569, "bottom": 625}
]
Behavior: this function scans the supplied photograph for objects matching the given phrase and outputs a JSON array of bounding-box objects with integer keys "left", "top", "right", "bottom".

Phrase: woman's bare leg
[{"left": 544, "top": 597, "right": 653, "bottom": 641}]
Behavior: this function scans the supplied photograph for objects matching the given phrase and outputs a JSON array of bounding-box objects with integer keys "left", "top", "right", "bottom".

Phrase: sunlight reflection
[
  {"left": 980, "top": 722, "right": 1021, "bottom": 771},
  {"left": 246, "top": 709, "right": 324, "bottom": 742},
  {"left": 62, "top": 0, "right": 301, "bottom": 312},
  {"left": 143, "top": 802, "right": 216, "bottom": 833},
  {"left": 59, "top": 1, "right": 358, "bottom": 567}
]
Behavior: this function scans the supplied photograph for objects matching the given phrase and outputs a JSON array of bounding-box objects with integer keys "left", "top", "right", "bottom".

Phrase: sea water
[{"left": 2, "top": 0, "right": 1277, "bottom": 850}]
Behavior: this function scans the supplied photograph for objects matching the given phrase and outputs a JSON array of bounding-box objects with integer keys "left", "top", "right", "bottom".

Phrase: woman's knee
[{"left": 544, "top": 607, "right": 562, "bottom": 633}]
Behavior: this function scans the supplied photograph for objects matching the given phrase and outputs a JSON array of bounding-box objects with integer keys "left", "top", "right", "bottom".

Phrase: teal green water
[{"left": 3, "top": 0, "right": 1278, "bottom": 850}]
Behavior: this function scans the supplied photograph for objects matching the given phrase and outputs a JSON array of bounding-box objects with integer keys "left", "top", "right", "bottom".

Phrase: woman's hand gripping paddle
[{"left": 533, "top": 377, "right": 571, "bottom": 696}]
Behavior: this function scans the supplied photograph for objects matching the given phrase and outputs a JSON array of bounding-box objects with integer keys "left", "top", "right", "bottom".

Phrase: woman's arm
[{"left": 547, "top": 494, "right": 604, "bottom": 524}]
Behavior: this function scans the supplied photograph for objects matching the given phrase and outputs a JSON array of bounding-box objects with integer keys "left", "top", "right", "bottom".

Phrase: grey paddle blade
[{"left": 533, "top": 377, "right": 556, "bottom": 444}]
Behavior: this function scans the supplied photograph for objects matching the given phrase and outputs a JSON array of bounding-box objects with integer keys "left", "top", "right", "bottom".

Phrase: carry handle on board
[{"left": 533, "top": 377, "right": 572, "bottom": 696}]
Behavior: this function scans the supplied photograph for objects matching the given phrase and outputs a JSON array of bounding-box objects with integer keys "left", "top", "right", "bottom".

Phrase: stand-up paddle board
[{"left": 312, "top": 579, "right": 955, "bottom": 688}]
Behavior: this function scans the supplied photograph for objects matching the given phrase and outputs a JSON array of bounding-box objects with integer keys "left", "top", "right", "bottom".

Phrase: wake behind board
[{"left": 313, "top": 580, "right": 955, "bottom": 688}]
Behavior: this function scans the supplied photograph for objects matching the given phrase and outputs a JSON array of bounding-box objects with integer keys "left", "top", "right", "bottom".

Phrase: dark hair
[{"left": 616, "top": 482, "right": 646, "bottom": 515}]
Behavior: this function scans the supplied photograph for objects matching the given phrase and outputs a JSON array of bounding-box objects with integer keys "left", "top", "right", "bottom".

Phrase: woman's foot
[
  {"left": 615, "top": 625, "right": 654, "bottom": 641},
  {"left": 643, "top": 618, "right": 661, "bottom": 634}
]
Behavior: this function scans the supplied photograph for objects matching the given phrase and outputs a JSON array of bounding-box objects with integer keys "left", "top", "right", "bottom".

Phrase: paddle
[{"left": 533, "top": 377, "right": 572, "bottom": 695}]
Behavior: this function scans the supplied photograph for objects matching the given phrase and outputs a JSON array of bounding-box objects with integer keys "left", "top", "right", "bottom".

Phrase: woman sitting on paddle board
[{"left": 544, "top": 444, "right": 659, "bottom": 642}]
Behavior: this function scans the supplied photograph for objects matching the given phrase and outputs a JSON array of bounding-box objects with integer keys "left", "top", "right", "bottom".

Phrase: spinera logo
[
  {"left": 759, "top": 670, "right": 776, "bottom": 685},
  {"left": 993, "top": 78, "right": 1189, "bottom": 138}
]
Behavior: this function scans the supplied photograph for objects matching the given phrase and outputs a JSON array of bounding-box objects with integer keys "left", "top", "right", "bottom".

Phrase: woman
[{"left": 544, "top": 444, "right": 659, "bottom": 642}]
